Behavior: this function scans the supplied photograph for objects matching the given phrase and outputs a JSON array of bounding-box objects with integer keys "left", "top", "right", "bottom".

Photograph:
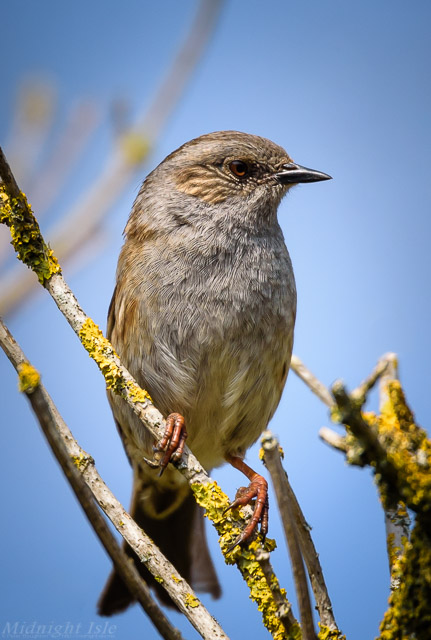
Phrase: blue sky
[{"left": 1, "top": 2, "right": 430, "bottom": 639}]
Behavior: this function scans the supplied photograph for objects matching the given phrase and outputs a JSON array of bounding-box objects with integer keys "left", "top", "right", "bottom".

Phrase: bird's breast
[{"left": 112, "top": 226, "right": 296, "bottom": 469}]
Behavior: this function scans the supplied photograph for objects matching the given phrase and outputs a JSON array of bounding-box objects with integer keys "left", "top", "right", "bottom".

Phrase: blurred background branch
[{"left": 0, "top": 0, "right": 224, "bottom": 316}]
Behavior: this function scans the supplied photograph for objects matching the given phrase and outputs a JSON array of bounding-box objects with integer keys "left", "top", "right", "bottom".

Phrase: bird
[{"left": 98, "top": 130, "right": 331, "bottom": 615}]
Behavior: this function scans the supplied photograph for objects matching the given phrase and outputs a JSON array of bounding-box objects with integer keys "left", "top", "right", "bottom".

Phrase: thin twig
[
  {"left": 261, "top": 431, "right": 317, "bottom": 640},
  {"left": 351, "top": 353, "right": 396, "bottom": 405},
  {"left": 290, "top": 355, "right": 334, "bottom": 408},
  {"left": 276, "top": 452, "right": 339, "bottom": 630},
  {"left": 319, "top": 427, "right": 348, "bottom": 453},
  {"left": 0, "top": 317, "right": 227, "bottom": 640}
]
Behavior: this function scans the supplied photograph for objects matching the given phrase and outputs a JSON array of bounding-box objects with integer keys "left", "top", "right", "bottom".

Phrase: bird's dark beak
[{"left": 275, "top": 163, "right": 332, "bottom": 185}]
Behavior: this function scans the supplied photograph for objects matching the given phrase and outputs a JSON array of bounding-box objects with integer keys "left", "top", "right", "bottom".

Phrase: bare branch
[
  {"left": 290, "top": 355, "right": 333, "bottom": 408},
  {"left": 26, "top": 101, "right": 100, "bottom": 214},
  {"left": 0, "top": 317, "right": 226, "bottom": 640},
  {"left": 137, "top": 0, "right": 224, "bottom": 143},
  {"left": 319, "top": 427, "right": 348, "bottom": 453},
  {"left": 261, "top": 431, "right": 346, "bottom": 637},
  {"left": 351, "top": 352, "right": 397, "bottom": 405},
  {"left": 261, "top": 431, "right": 317, "bottom": 640}
]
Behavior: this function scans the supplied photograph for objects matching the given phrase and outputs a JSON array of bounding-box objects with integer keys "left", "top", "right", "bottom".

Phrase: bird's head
[
  {"left": 128, "top": 131, "right": 331, "bottom": 236},
  {"left": 169, "top": 130, "right": 330, "bottom": 207}
]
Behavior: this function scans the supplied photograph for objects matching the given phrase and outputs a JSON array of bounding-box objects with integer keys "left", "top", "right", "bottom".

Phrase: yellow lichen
[
  {"left": 0, "top": 186, "right": 60, "bottom": 284},
  {"left": 17, "top": 362, "right": 40, "bottom": 393},
  {"left": 71, "top": 453, "right": 93, "bottom": 470},
  {"left": 154, "top": 575, "right": 164, "bottom": 584},
  {"left": 318, "top": 624, "right": 346, "bottom": 640},
  {"left": 171, "top": 574, "right": 182, "bottom": 584},
  {"left": 126, "top": 380, "right": 153, "bottom": 404},
  {"left": 375, "top": 381, "right": 431, "bottom": 514},
  {"left": 338, "top": 380, "right": 431, "bottom": 639},
  {"left": 78, "top": 318, "right": 152, "bottom": 403},
  {"left": 378, "top": 523, "right": 431, "bottom": 640},
  {"left": 184, "top": 593, "right": 199, "bottom": 608},
  {"left": 375, "top": 384, "right": 431, "bottom": 639},
  {"left": 386, "top": 533, "right": 397, "bottom": 571},
  {"left": 191, "top": 481, "right": 296, "bottom": 640}
]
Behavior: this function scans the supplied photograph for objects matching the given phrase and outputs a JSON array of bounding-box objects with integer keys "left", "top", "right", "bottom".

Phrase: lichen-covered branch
[
  {"left": 320, "top": 366, "right": 431, "bottom": 640},
  {"left": 0, "top": 317, "right": 226, "bottom": 640},
  {"left": 378, "top": 523, "right": 431, "bottom": 640},
  {"left": 377, "top": 356, "right": 411, "bottom": 588},
  {"left": 375, "top": 382, "right": 431, "bottom": 640},
  {"left": 0, "top": 148, "right": 61, "bottom": 285},
  {"left": 255, "top": 546, "right": 297, "bottom": 632},
  {"left": 191, "top": 483, "right": 299, "bottom": 640},
  {"left": 330, "top": 380, "right": 431, "bottom": 520},
  {"left": 0, "top": 146, "right": 293, "bottom": 639}
]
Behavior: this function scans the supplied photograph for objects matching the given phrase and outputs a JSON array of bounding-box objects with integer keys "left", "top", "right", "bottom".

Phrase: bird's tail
[{"left": 97, "top": 474, "right": 221, "bottom": 615}]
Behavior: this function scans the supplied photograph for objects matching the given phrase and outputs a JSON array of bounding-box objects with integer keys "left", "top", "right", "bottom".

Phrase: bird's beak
[{"left": 275, "top": 163, "right": 332, "bottom": 184}]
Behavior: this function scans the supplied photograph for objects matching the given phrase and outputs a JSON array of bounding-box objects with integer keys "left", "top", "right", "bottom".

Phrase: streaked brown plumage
[{"left": 98, "top": 131, "right": 330, "bottom": 614}]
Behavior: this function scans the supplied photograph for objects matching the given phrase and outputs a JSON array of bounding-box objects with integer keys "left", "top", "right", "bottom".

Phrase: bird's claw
[
  {"left": 223, "top": 475, "right": 269, "bottom": 548},
  {"left": 147, "top": 412, "right": 187, "bottom": 476}
]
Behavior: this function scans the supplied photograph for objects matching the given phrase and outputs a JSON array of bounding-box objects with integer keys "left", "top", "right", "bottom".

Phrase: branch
[
  {"left": 331, "top": 380, "right": 399, "bottom": 481},
  {"left": 377, "top": 355, "right": 411, "bottom": 588},
  {"left": 318, "top": 427, "right": 347, "bottom": 453},
  {"left": 261, "top": 432, "right": 317, "bottom": 640},
  {"left": 351, "top": 352, "right": 396, "bottom": 405},
  {"left": 0, "top": 317, "right": 225, "bottom": 640},
  {"left": 264, "top": 433, "right": 340, "bottom": 633},
  {"left": 327, "top": 375, "right": 431, "bottom": 521},
  {"left": 255, "top": 547, "right": 297, "bottom": 632},
  {"left": 0, "top": 146, "right": 293, "bottom": 639},
  {"left": 290, "top": 355, "right": 333, "bottom": 408},
  {"left": 308, "top": 356, "right": 431, "bottom": 638}
]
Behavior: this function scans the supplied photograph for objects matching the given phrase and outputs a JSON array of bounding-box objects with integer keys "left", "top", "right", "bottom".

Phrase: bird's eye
[{"left": 229, "top": 160, "right": 249, "bottom": 178}]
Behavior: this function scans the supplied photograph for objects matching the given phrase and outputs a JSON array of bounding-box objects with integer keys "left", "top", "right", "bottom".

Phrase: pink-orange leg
[
  {"left": 152, "top": 412, "right": 188, "bottom": 475},
  {"left": 224, "top": 454, "right": 269, "bottom": 550}
]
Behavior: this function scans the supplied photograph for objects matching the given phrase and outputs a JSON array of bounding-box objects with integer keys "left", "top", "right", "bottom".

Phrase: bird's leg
[
  {"left": 152, "top": 412, "right": 188, "bottom": 475},
  {"left": 223, "top": 454, "right": 269, "bottom": 549}
]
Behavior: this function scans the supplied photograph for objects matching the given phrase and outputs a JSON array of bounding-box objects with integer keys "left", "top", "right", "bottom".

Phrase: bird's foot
[
  {"left": 150, "top": 412, "right": 188, "bottom": 476},
  {"left": 224, "top": 455, "right": 269, "bottom": 551}
]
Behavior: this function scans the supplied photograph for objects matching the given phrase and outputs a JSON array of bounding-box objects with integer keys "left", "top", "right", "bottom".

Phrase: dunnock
[{"left": 98, "top": 131, "right": 330, "bottom": 614}]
